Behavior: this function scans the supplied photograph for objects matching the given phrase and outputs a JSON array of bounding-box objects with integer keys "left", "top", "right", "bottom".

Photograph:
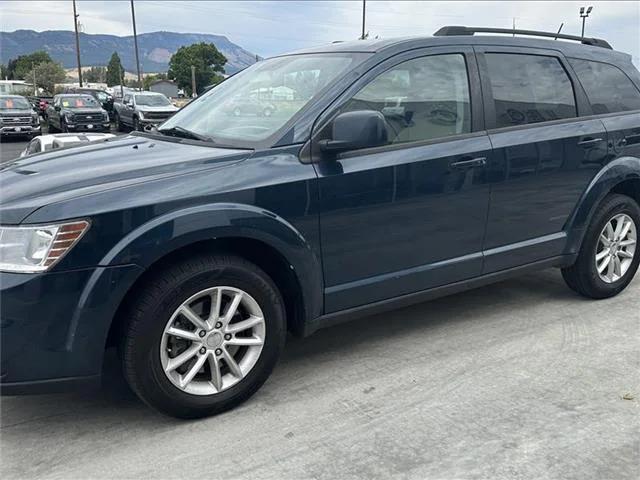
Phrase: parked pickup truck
[
  {"left": 113, "top": 91, "right": 178, "bottom": 131},
  {"left": 0, "top": 94, "right": 41, "bottom": 139},
  {"left": 46, "top": 94, "right": 110, "bottom": 133}
]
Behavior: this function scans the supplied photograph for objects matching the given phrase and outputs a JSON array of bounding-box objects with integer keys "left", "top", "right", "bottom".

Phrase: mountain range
[{"left": 0, "top": 30, "right": 259, "bottom": 75}]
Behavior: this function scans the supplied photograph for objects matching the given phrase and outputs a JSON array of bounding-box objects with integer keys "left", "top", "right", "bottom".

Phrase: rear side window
[
  {"left": 569, "top": 58, "right": 640, "bottom": 114},
  {"left": 485, "top": 53, "right": 576, "bottom": 128}
]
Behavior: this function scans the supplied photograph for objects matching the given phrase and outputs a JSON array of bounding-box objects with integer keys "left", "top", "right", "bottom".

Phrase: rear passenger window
[
  {"left": 485, "top": 53, "right": 576, "bottom": 128},
  {"left": 569, "top": 58, "right": 640, "bottom": 114},
  {"left": 341, "top": 54, "right": 471, "bottom": 144}
]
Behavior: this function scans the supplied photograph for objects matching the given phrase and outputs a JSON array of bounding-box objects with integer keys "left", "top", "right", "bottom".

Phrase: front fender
[
  {"left": 565, "top": 156, "right": 640, "bottom": 254},
  {"left": 100, "top": 202, "right": 323, "bottom": 319}
]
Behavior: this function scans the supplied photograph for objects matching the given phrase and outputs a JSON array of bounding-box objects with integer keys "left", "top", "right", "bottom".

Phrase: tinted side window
[
  {"left": 569, "top": 58, "right": 640, "bottom": 114},
  {"left": 485, "top": 53, "right": 576, "bottom": 128},
  {"left": 341, "top": 54, "right": 471, "bottom": 144}
]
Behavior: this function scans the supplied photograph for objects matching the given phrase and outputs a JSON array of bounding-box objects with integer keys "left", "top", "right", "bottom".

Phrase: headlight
[
  {"left": 0, "top": 220, "right": 90, "bottom": 273},
  {"left": 103, "top": 112, "right": 109, "bottom": 122},
  {"left": 32, "top": 113, "right": 39, "bottom": 125},
  {"left": 64, "top": 113, "right": 74, "bottom": 122},
  {"left": 138, "top": 111, "right": 144, "bottom": 120}
]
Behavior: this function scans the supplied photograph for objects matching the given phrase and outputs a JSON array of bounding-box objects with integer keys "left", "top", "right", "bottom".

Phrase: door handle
[
  {"left": 451, "top": 157, "right": 487, "bottom": 169},
  {"left": 577, "top": 137, "right": 603, "bottom": 147}
]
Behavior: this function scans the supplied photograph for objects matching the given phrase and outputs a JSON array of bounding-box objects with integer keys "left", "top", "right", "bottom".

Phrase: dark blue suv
[{"left": 2, "top": 27, "right": 640, "bottom": 418}]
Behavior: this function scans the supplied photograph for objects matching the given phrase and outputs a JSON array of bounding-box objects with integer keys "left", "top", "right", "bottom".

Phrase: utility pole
[
  {"left": 191, "top": 65, "right": 197, "bottom": 97},
  {"left": 130, "top": 0, "right": 142, "bottom": 89},
  {"left": 580, "top": 6, "right": 593, "bottom": 38},
  {"left": 72, "top": 0, "right": 83, "bottom": 87},
  {"left": 360, "top": 0, "right": 366, "bottom": 40},
  {"left": 512, "top": 18, "right": 516, "bottom": 37}
]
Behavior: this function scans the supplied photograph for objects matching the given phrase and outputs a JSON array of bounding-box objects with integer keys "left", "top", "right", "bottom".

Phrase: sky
[{"left": 1, "top": 1, "right": 639, "bottom": 64}]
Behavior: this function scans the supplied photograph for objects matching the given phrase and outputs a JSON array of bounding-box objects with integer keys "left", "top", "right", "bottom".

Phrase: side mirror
[
  {"left": 319, "top": 110, "right": 388, "bottom": 153},
  {"left": 54, "top": 105, "right": 61, "bottom": 111}
]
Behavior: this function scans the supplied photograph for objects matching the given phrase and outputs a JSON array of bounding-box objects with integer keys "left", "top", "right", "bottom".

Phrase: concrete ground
[{"left": 1, "top": 269, "right": 638, "bottom": 479}]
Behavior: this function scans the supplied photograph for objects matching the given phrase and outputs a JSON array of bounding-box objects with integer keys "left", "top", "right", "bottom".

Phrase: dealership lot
[{"left": 1, "top": 269, "right": 638, "bottom": 479}]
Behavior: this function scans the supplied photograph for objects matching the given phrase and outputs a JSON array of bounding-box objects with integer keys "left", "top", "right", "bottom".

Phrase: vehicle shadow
[{"left": 0, "top": 268, "right": 586, "bottom": 430}]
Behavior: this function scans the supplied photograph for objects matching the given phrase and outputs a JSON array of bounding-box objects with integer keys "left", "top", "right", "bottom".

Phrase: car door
[
  {"left": 122, "top": 93, "right": 134, "bottom": 124},
  {"left": 49, "top": 97, "right": 61, "bottom": 129},
  {"left": 567, "top": 57, "right": 640, "bottom": 162},
  {"left": 312, "top": 47, "right": 492, "bottom": 312},
  {"left": 475, "top": 47, "right": 609, "bottom": 272}
]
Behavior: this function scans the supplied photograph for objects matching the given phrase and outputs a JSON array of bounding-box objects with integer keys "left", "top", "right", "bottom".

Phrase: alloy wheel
[
  {"left": 160, "top": 286, "right": 266, "bottom": 395},
  {"left": 595, "top": 213, "right": 637, "bottom": 284}
]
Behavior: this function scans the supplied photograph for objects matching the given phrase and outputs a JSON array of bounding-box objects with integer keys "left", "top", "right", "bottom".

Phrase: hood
[
  {"left": 138, "top": 105, "right": 179, "bottom": 113},
  {"left": 63, "top": 107, "right": 105, "bottom": 114},
  {"left": 0, "top": 134, "right": 251, "bottom": 224},
  {"left": 0, "top": 109, "right": 35, "bottom": 116}
]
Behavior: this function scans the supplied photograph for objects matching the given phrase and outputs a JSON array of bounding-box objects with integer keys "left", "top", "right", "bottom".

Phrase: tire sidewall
[
  {"left": 583, "top": 196, "right": 640, "bottom": 296},
  {"left": 127, "top": 261, "right": 286, "bottom": 417}
]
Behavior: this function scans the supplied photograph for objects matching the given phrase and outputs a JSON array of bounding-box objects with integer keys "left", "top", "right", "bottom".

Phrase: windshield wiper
[{"left": 157, "top": 126, "right": 212, "bottom": 143}]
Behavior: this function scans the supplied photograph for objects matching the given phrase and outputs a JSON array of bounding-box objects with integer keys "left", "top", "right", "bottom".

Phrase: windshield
[
  {"left": 0, "top": 97, "right": 31, "bottom": 110},
  {"left": 95, "top": 91, "right": 110, "bottom": 101},
  {"left": 160, "top": 53, "right": 360, "bottom": 146},
  {"left": 136, "top": 94, "right": 172, "bottom": 106},
  {"left": 60, "top": 96, "right": 100, "bottom": 109}
]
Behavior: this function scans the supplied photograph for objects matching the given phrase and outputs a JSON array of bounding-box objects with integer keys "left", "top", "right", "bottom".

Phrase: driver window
[{"left": 341, "top": 54, "right": 471, "bottom": 144}]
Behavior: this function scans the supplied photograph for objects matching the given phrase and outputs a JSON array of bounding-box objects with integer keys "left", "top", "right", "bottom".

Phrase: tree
[
  {"left": 0, "top": 64, "right": 7, "bottom": 80},
  {"left": 106, "top": 52, "right": 125, "bottom": 86},
  {"left": 168, "top": 42, "right": 226, "bottom": 96},
  {"left": 28, "top": 61, "right": 67, "bottom": 95},
  {"left": 6, "top": 51, "right": 53, "bottom": 80},
  {"left": 84, "top": 66, "right": 107, "bottom": 83}
]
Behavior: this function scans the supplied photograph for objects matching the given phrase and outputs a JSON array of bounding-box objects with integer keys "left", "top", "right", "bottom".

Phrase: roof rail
[{"left": 433, "top": 26, "right": 612, "bottom": 49}]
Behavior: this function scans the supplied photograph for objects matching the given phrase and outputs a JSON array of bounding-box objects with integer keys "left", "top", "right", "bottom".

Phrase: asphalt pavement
[{"left": 1, "top": 269, "right": 638, "bottom": 480}]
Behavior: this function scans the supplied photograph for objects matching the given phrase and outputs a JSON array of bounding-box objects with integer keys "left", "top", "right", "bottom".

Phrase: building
[
  {"left": 0, "top": 80, "right": 36, "bottom": 95},
  {"left": 149, "top": 79, "right": 179, "bottom": 98}
]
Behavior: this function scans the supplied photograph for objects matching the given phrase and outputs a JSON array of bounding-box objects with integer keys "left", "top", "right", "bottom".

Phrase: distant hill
[{"left": 0, "top": 30, "right": 260, "bottom": 74}]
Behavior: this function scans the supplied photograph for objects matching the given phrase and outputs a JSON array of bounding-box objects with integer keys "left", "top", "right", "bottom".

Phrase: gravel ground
[{"left": 1, "top": 269, "right": 638, "bottom": 480}]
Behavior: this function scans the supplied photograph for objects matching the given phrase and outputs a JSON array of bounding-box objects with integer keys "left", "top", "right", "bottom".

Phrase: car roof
[
  {"left": 0, "top": 94, "right": 28, "bottom": 99},
  {"left": 281, "top": 34, "right": 632, "bottom": 64}
]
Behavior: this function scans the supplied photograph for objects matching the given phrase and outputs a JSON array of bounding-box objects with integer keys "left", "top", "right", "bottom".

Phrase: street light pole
[
  {"left": 72, "top": 0, "right": 83, "bottom": 87},
  {"left": 579, "top": 5, "right": 593, "bottom": 39},
  {"left": 130, "top": 0, "right": 142, "bottom": 89},
  {"left": 360, "top": 0, "right": 366, "bottom": 40}
]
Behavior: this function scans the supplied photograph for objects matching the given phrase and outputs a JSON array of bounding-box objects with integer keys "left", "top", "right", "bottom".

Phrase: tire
[
  {"left": 133, "top": 116, "right": 140, "bottom": 132},
  {"left": 120, "top": 254, "right": 286, "bottom": 419},
  {"left": 562, "top": 193, "right": 640, "bottom": 299},
  {"left": 115, "top": 112, "right": 125, "bottom": 132}
]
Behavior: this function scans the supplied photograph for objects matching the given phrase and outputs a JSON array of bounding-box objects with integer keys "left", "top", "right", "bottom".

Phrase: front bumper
[
  {"left": 0, "top": 125, "right": 41, "bottom": 136},
  {"left": 0, "top": 264, "right": 143, "bottom": 395}
]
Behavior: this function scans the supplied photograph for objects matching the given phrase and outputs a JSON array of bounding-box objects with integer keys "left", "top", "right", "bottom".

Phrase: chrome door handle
[{"left": 451, "top": 157, "right": 487, "bottom": 169}]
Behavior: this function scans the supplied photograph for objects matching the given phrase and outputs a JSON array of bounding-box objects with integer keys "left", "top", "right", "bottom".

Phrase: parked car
[
  {"left": 20, "top": 132, "right": 115, "bottom": 157},
  {"left": 2, "top": 27, "right": 640, "bottom": 419},
  {"left": 46, "top": 94, "right": 110, "bottom": 133},
  {"left": 113, "top": 91, "right": 178, "bottom": 131},
  {"left": 0, "top": 94, "right": 41, "bottom": 139},
  {"left": 66, "top": 87, "right": 115, "bottom": 113},
  {"left": 223, "top": 96, "right": 276, "bottom": 117}
]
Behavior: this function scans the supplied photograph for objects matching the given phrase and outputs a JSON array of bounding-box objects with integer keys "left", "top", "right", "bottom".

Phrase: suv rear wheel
[
  {"left": 562, "top": 193, "right": 639, "bottom": 298},
  {"left": 120, "top": 254, "right": 286, "bottom": 418}
]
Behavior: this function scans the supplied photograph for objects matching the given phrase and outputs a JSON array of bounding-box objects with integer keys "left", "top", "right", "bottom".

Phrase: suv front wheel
[
  {"left": 120, "top": 254, "right": 286, "bottom": 418},
  {"left": 562, "top": 193, "right": 639, "bottom": 298}
]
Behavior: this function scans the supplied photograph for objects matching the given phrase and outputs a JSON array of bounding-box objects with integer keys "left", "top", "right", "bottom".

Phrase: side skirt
[{"left": 304, "top": 255, "right": 576, "bottom": 336}]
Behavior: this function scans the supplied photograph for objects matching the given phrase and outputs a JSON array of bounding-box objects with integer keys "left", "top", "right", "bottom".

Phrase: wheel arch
[
  {"left": 101, "top": 203, "right": 323, "bottom": 356},
  {"left": 565, "top": 156, "right": 640, "bottom": 254}
]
